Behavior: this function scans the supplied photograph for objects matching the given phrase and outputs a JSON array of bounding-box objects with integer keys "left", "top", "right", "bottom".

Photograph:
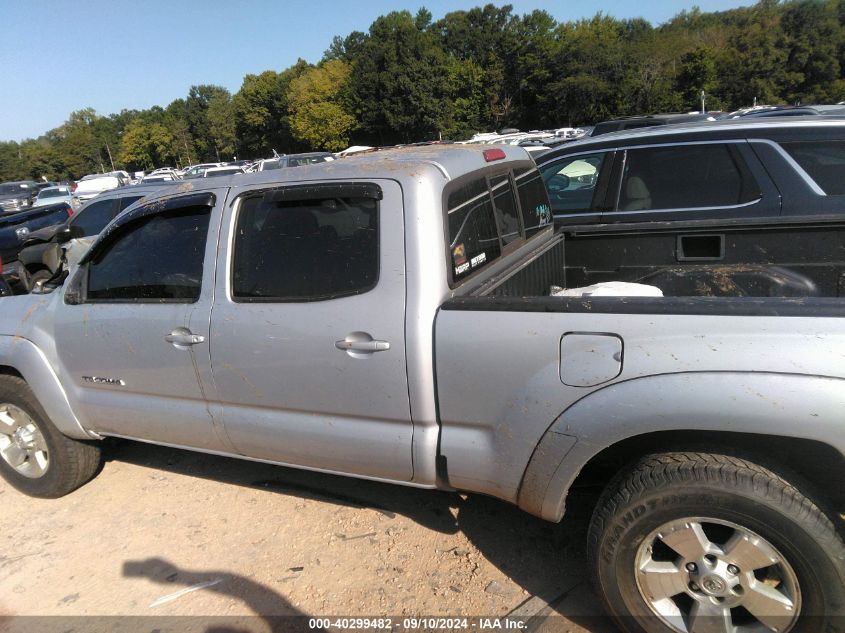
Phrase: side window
[
  {"left": 490, "top": 174, "right": 522, "bottom": 247},
  {"left": 72, "top": 200, "right": 114, "bottom": 237},
  {"left": 233, "top": 193, "right": 378, "bottom": 301},
  {"left": 447, "top": 178, "right": 501, "bottom": 281},
  {"left": 781, "top": 141, "right": 845, "bottom": 195},
  {"left": 514, "top": 167, "right": 553, "bottom": 238},
  {"left": 617, "top": 144, "right": 761, "bottom": 212},
  {"left": 118, "top": 195, "right": 144, "bottom": 211},
  {"left": 539, "top": 153, "right": 606, "bottom": 214},
  {"left": 86, "top": 206, "right": 210, "bottom": 302}
]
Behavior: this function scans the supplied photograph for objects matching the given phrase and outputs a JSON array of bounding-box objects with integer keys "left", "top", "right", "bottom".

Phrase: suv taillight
[
  {"left": 0, "top": 256, "right": 4, "bottom": 274},
  {"left": 66, "top": 205, "right": 74, "bottom": 217}
]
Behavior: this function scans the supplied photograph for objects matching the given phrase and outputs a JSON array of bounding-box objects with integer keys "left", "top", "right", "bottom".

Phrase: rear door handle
[
  {"left": 165, "top": 328, "right": 205, "bottom": 348},
  {"left": 335, "top": 339, "right": 390, "bottom": 352}
]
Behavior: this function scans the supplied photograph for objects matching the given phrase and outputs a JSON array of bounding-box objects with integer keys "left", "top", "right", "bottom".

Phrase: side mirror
[
  {"left": 56, "top": 226, "right": 73, "bottom": 244},
  {"left": 57, "top": 225, "right": 83, "bottom": 243}
]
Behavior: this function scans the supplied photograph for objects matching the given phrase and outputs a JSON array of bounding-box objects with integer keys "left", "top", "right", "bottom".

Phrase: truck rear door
[{"left": 205, "top": 180, "right": 413, "bottom": 480}]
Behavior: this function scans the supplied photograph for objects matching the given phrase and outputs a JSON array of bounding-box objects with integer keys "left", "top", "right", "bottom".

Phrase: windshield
[
  {"left": 0, "top": 184, "right": 26, "bottom": 195},
  {"left": 205, "top": 169, "right": 240, "bottom": 177},
  {"left": 39, "top": 188, "right": 67, "bottom": 198}
]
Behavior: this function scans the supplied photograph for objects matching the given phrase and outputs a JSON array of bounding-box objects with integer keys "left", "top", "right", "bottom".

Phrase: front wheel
[
  {"left": 0, "top": 375, "right": 102, "bottom": 497},
  {"left": 589, "top": 452, "right": 845, "bottom": 633}
]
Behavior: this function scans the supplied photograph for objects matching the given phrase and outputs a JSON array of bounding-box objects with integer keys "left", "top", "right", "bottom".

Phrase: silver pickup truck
[{"left": 0, "top": 145, "right": 842, "bottom": 633}]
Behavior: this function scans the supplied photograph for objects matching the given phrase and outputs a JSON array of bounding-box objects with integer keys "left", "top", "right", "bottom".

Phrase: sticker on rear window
[
  {"left": 470, "top": 252, "right": 486, "bottom": 268},
  {"left": 455, "top": 262, "right": 470, "bottom": 275},
  {"left": 535, "top": 203, "right": 552, "bottom": 226},
  {"left": 452, "top": 243, "right": 467, "bottom": 266}
]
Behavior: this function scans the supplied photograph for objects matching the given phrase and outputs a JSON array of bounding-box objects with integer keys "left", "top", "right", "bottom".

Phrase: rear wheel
[
  {"left": 589, "top": 452, "right": 845, "bottom": 633},
  {"left": 0, "top": 375, "right": 101, "bottom": 497}
]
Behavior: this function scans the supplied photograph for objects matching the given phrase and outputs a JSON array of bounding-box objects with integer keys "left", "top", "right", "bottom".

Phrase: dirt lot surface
[{"left": 0, "top": 440, "right": 614, "bottom": 633}]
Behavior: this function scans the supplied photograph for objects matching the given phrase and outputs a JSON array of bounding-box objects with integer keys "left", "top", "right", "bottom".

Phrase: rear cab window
[{"left": 446, "top": 164, "right": 552, "bottom": 286}]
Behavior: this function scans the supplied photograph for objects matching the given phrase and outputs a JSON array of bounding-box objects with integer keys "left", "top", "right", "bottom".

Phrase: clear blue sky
[{"left": 0, "top": 0, "right": 754, "bottom": 142}]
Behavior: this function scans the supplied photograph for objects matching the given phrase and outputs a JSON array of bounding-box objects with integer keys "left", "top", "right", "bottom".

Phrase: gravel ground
[{"left": 0, "top": 440, "right": 614, "bottom": 633}]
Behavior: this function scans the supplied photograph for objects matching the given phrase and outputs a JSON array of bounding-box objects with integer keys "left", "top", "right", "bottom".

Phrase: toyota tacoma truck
[{"left": 0, "top": 145, "right": 842, "bottom": 633}]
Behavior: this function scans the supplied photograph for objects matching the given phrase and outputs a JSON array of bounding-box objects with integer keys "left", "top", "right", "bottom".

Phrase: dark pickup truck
[{"left": 0, "top": 202, "right": 73, "bottom": 292}]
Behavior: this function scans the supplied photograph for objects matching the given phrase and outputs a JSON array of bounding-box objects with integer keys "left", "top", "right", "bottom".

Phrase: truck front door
[
  {"left": 207, "top": 180, "right": 413, "bottom": 480},
  {"left": 53, "top": 191, "right": 230, "bottom": 451}
]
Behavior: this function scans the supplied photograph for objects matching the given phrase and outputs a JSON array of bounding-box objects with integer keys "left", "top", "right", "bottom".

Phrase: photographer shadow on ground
[{"left": 123, "top": 557, "right": 312, "bottom": 633}]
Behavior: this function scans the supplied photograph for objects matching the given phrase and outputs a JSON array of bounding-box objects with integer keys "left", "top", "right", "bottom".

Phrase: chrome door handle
[
  {"left": 335, "top": 339, "right": 390, "bottom": 352},
  {"left": 165, "top": 329, "right": 205, "bottom": 347}
]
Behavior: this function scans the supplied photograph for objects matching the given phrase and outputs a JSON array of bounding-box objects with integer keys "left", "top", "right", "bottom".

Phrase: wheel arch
[
  {"left": 517, "top": 371, "right": 845, "bottom": 522},
  {"left": 0, "top": 336, "right": 96, "bottom": 440}
]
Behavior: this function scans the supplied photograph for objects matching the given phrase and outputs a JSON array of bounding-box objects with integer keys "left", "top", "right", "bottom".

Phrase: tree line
[{"left": 2, "top": 0, "right": 844, "bottom": 182}]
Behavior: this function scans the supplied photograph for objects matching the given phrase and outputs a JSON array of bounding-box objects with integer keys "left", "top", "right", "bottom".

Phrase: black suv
[{"left": 535, "top": 117, "right": 845, "bottom": 225}]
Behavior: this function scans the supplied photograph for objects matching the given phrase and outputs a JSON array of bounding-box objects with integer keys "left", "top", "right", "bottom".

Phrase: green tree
[
  {"left": 351, "top": 10, "right": 449, "bottom": 144},
  {"left": 288, "top": 60, "right": 357, "bottom": 151},
  {"left": 233, "top": 60, "right": 311, "bottom": 158},
  {"left": 118, "top": 120, "right": 176, "bottom": 171},
  {"left": 207, "top": 91, "right": 237, "bottom": 160},
  {"left": 186, "top": 85, "right": 231, "bottom": 161},
  {"left": 674, "top": 48, "right": 719, "bottom": 111},
  {"left": 781, "top": 0, "right": 845, "bottom": 102}
]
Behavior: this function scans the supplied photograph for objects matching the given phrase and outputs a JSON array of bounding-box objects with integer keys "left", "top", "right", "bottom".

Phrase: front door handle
[
  {"left": 165, "top": 328, "right": 205, "bottom": 348},
  {"left": 335, "top": 332, "right": 390, "bottom": 357},
  {"left": 335, "top": 339, "right": 390, "bottom": 352}
]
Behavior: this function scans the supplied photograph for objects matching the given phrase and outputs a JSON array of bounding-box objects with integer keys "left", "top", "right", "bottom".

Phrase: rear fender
[{"left": 517, "top": 371, "right": 845, "bottom": 521}]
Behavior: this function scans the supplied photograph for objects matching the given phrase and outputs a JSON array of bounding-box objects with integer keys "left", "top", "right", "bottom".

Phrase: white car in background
[
  {"left": 202, "top": 166, "right": 245, "bottom": 178},
  {"left": 182, "top": 163, "right": 223, "bottom": 179},
  {"left": 34, "top": 185, "right": 73, "bottom": 207},
  {"left": 141, "top": 172, "right": 180, "bottom": 183},
  {"left": 72, "top": 174, "right": 123, "bottom": 206}
]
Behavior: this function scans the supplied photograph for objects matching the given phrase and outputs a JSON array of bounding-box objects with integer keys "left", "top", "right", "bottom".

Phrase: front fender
[
  {"left": 517, "top": 371, "right": 845, "bottom": 521},
  {"left": 0, "top": 335, "right": 97, "bottom": 440}
]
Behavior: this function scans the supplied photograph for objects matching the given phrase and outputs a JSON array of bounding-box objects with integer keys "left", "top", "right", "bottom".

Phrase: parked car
[
  {"left": 182, "top": 163, "right": 223, "bottom": 179},
  {"left": 0, "top": 181, "right": 42, "bottom": 213},
  {"left": 34, "top": 185, "right": 73, "bottom": 208},
  {"left": 72, "top": 174, "right": 124, "bottom": 205},
  {"left": 17, "top": 183, "right": 172, "bottom": 287},
  {"left": 0, "top": 145, "right": 842, "bottom": 631},
  {"left": 590, "top": 112, "right": 720, "bottom": 137},
  {"left": 141, "top": 173, "right": 179, "bottom": 183},
  {"left": 256, "top": 152, "right": 334, "bottom": 171},
  {"left": 0, "top": 202, "right": 74, "bottom": 291},
  {"left": 202, "top": 166, "right": 244, "bottom": 178},
  {"left": 535, "top": 116, "right": 845, "bottom": 225}
]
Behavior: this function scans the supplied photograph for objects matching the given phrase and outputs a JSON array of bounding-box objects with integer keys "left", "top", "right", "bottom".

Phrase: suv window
[
  {"left": 233, "top": 192, "right": 379, "bottom": 301},
  {"left": 86, "top": 206, "right": 210, "bottom": 302},
  {"left": 72, "top": 199, "right": 114, "bottom": 237},
  {"left": 782, "top": 141, "right": 845, "bottom": 195},
  {"left": 538, "top": 152, "right": 607, "bottom": 214},
  {"left": 617, "top": 144, "right": 761, "bottom": 212},
  {"left": 118, "top": 195, "right": 144, "bottom": 211}
]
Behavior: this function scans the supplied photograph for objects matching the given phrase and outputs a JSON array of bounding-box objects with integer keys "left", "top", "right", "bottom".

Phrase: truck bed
[
  {"left": 463, "top": 213, "right": 845, "bottom": 303},
  {"left": 435, "top": 213, "right": 845, "bottom": 513}
]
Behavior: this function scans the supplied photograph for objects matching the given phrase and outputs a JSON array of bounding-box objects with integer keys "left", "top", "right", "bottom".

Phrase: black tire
[
  {"left": 0, "top": 375, "right": 101, "bottom": 497},
  {"left": 589, "top": 452, "right": 845, "bottom": 633}
]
